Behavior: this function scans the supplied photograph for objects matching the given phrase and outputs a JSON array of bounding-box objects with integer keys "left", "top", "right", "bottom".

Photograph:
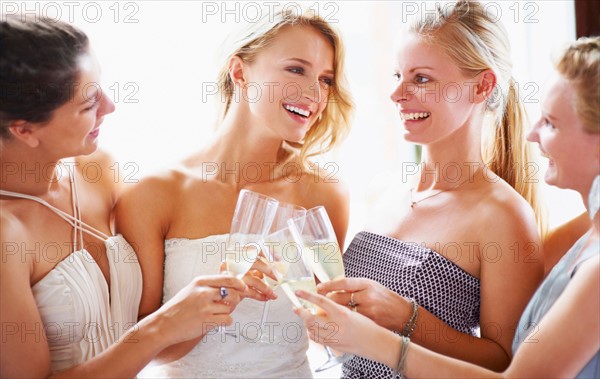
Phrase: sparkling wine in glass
[
  {"left": 295, "top": 206, "right": 353, "bottom": 372},
  {"left": 270, "top": 218, "right": 319, "bottom": 314},
  {"left": 224, "top": 189, "right": 279, "bottom": 277},
  {"left": 221, "top": 190, "right": 278, "bottom": 337},
  {"left": 258, "top": 202, "right": 307, "bottom": 338}
]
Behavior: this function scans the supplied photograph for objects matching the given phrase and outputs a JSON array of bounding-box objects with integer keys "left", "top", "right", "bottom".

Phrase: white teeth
[
  {"left": 401, "top": 112, "right": 431, "bottom": 121},
  {"left": 284, "top": 104, "right": 310, "bottom": 117}
]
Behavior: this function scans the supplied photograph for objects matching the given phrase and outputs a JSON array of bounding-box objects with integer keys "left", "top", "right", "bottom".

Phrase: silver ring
[
  {"left": 220, "top": 287, "right": 229, "bottom": 300},
  {"left": 348, "top": 292, "right": 357, "bottom": 308}
]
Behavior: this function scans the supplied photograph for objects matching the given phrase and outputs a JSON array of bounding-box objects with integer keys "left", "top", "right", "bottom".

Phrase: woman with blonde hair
[
  {"left": 116, "top": 5, "right": 353, "bottom": 378},
  {"left": 316, "top": 1, "right": 544, "bottom": 376},
  {"left": 297, "top": 35, "right": 600, "bottom": 379}
]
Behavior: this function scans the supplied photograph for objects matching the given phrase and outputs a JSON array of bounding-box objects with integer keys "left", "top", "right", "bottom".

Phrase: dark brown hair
[{"left": 0, "top": 15, "right": 89, "bottom": 138}]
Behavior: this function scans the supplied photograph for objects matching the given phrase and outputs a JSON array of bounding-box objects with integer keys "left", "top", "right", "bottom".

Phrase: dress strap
[{"left": 0, "top": 166, "right": 110, "bottom": 243}]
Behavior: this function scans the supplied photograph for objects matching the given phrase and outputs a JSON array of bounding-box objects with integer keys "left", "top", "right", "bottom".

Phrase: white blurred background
[{"left": 3, "top": 0, "right": 581, "bottom": 241}]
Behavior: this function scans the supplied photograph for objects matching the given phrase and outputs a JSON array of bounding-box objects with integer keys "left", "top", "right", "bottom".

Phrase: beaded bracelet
[
  {"left": 393, "top": 336, "right": 410, "bottom": 378},
  {"left": 401, "top": 298, "right": 418, "bottom": 337}
]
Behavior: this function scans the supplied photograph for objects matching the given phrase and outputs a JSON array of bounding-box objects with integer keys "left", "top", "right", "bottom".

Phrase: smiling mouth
[
  {"left": 400, "top": 112, "right": 431, "bottom": 121},
  {"left": 284, "top": 104, "right": 311, "bottom": 119}
]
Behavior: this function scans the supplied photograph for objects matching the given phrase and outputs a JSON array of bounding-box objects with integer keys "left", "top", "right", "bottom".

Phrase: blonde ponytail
[{"left": 484, "top": 78, "right": 546, "bottom": 233}]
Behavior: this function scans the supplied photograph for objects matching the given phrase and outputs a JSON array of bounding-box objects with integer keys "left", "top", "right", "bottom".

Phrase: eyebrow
[
  {"left": 79, "top": 91, "right": 99, "bottom": 105},
  {"left": 284, "top": 58, "right": 334, "bottom": 75},
  {"left": 409, "top": 66, "right": 434, "bottom": 72}
]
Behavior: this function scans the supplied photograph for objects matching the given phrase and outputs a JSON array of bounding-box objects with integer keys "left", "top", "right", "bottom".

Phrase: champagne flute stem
[{"left": 259, "top": 301, "right": 271, "bottom": 327}]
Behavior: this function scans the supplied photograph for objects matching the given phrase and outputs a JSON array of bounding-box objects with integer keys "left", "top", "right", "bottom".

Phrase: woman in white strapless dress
[
  {"left": 116, "top": 6, "right": 354, "bottom": 378},
  {"left": 1, "top": 16, "right": 246, "bottom": 378}
]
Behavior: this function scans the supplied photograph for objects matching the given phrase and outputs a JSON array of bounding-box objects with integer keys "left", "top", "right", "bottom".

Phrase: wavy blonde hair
[
  {"left": 408, "top": 0, "right": 544, "bottom": 228},
  {"left": 556, "top": 36, "right": 600, "bottom": 134},
  {"left": 216, "top": 6, "right": 354, "bottom": 169}
]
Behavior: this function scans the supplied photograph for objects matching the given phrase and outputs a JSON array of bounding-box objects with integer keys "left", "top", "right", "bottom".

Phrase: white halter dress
[{"left": 0, "top": 170, "right": 142, "bottom": 374}]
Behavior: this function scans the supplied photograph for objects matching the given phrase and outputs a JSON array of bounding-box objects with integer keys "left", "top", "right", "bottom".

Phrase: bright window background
[{"left": 13, "top": 0, "right": 579, "bottom": 242}]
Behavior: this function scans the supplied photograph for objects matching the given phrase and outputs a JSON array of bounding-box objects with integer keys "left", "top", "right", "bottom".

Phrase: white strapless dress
[{"left": 139, "top": 234, "right": 312, "bottom": 378}]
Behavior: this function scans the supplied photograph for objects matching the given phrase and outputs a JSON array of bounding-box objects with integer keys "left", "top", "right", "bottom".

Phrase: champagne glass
[
  {"left": 295, "top": 206, "right": 353, "bottom": 372},
  {"left": 224, "top": 189, "right": 279, "bottom": 278},
  {"left": 273, "top": 217, "right": 319, "bottom": 314},
  {"left": 222, "top": 190, "right": 278, "bottom": 337},
  {"left": 258, "top": 202, "right": 306, "bottom": 341}
]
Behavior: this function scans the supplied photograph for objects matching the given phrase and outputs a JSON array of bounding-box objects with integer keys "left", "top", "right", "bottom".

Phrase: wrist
[
  {"left": 131, "top": 313, "right": 173, "bottom": 353},
  {"left": 372, "top": 328, "right": 403, "bottom": 369}
]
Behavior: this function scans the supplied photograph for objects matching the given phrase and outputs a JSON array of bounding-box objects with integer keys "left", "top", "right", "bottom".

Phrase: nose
[
  {"left": 303, "top": 79, "right": 324, "bottom": 104},
  {"left": 390, "top": 81, "right": 412, "bottom": 103},
  {"left": 99, "top": 90, "right": 116, "bottom": 116},
  {"left": 526, "top": 119, "right": 541, "bottom": 143}
]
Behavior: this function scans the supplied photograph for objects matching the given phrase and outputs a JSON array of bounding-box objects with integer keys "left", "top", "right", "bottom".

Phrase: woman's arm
[
  {"left": 115, "top": 175, "right": 173, "bottom": 320},
  {"left": 318, "top": 198, "right": 544, "bottom": 371},
  {"left": 296, "top": 253, "right": 599, "bottom": 378}
]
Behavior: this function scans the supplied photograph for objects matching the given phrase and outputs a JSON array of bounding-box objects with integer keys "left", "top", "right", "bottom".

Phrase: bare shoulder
[
  {"left": 475, "top": 176, "right": 539, "bottom": 237},
  {"left": 116, "top": 166, "right": 187, "bottom": 214},
  {"left": 297, "top": 166, "right": 350, "bottom": 245},
  {"left": 299, "top": 167, "right": 349, "bottom": 210}
]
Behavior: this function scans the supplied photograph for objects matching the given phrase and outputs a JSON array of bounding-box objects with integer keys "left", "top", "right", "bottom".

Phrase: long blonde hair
[
  {"left": 216, "top": 6, "right": 354, "bottom": 168},
  {"left": 556, "top": 36, "right": 600, "bottom": 134},
  {"left": 408, "top": 0, "right": 544, "bottom": 227}
]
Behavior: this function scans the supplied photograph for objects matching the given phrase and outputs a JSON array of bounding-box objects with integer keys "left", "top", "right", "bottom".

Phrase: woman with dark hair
[{"left": 0, "top": 16, "right": 247, "bottom": 378}]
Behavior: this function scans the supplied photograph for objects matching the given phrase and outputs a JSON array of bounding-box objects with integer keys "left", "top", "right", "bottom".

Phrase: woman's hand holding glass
[
  {"left": 219, "top": 259, "right": 277, "bottom": 301},
  {"left": 154, "top": 274, "right": 248, "bottom": 346},
  {"left": 293, "top": 290, "right": 389, "bottom": 360},
  {"left": 317, "top": 277, "right": 409, "bottom": 331}
]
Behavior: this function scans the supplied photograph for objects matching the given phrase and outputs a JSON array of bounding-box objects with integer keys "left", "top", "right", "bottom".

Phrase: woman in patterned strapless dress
[
  {"left": 0, "top": 16, "right": 246, "bottom": 378},
  {"left": 317, "top": 2, "right": 545, "bottom": 377},
  {"left": 116, "top": 6, "right": 353, "bottom": 378},
  {"left": 297, "top": 35, "right": 600, "bottom": 379}
]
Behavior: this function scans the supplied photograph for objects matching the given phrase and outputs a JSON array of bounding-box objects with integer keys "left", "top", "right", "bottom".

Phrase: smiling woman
[
  {"left": 115, "top": 5, "right": 354, "bottom": 378},
  {"left": 0, "top": 15, "right": 247, "bottom": 379}
]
